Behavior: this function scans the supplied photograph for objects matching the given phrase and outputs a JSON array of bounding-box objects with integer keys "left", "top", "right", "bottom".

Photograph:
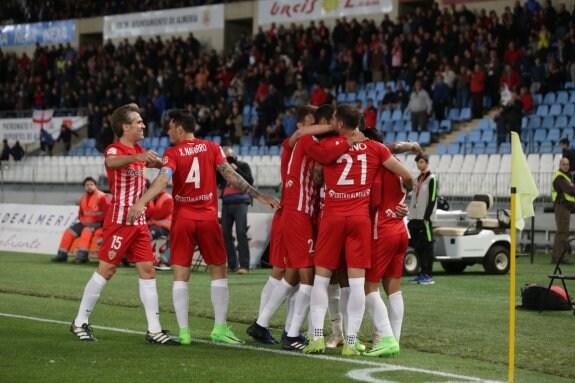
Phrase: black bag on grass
[{"left": 519, "top": 284, "right": 572, "bottom": 310}]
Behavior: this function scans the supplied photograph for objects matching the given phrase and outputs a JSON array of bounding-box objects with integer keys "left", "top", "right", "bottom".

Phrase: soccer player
[
  {"left": 53, "top": 177, "right": 110, "bottom": 264},
  {"left": 252, "top": 105, "right": 338, "bottom": 345},
  {"left": 363, "top": 128, "right": 407, "bottom": 357},
  {"left": 127, "top": 109, "right": 280, "bottom": 346},
  {"left": 304, "top": 104, "right": 414, "bottom": 356},
  {"left": 70, "top": 103, "right": 178, "bottom": 345},
  {"left": 249, "top": 104, "right": 366, "bottom": 350}
]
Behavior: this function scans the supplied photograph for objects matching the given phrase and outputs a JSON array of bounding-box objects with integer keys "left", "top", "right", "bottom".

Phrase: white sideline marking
[{"left": 0, "top": 312, "right": 503, "bottom": 383}]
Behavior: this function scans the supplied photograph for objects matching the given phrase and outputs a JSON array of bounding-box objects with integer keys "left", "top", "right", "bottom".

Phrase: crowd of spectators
[
  {"left": 1, "top": 0, "right": 240, "bottom": 24},
  {"left": 1, "top": 1, "right": 575, "bottom": 147}
]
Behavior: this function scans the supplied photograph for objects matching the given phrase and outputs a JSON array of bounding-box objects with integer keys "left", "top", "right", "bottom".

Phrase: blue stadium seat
[
  {"left": 402, "top": 108, "right": 411, "bottom": 121},
  {"left": 392, "top": 121, "right": 404, "bottom": 132},
  {"left": 478, "top": 119, "right": 489, "bottom": 130},
  {"left": 455, "top": 131, "right": 468, "bottom": 143},
  {"left": 258, "top": 146, "right": 267, "bottom": 155},
  {"left": 539, "top": 141, "right": 553, "bottom": 153},
  {"left": 536, "top": 105, "right": 549, "bottom": 116},
  {"left": 212, "top": 136, "right": 222, "bottom": 145},
  {"left": 485, "top": 142, "right": 497, "bottom": 154},
  {"left": 375, "top": 82, "right": 385, "bottom": 93},
  {"left": 346, "top": 92, "right": 357, "bottom": 103},
  {"left": 541, "top": 116, "right": 555, "bottom": 130},
  {"left": 337, "top": 92, "right": 346, "bottom": 103},
  {"left": 448, "top": 142, "right": 460, "bottom": 154},
  {"left": 557, "top": 91, "right": 569, "bottom": 105},
  {"left": 565, "top": 82, "right": 575, "bottom": 89},
  {"left": 459, "top": 107, "right": 471, "bottom": 121},
  {"left": 380, "top": 110, "right": 392, "bottom": 122},
  {"left": 543, "top": 93, "right": 556, "bottom": 105},
  {"left": 249, "top": 146, "right": 259, "bottom": 156},
  {"left": 367, "top": 90, "right": 377, "bottom": 101},
  {"left": 382, "top": 121, "right": 394, "bottom": 132},
  {"left": 384, "top": 132, "right": 396, "bottom": 143},
  {"left": 404, "top": 121, "right": 413, "bottom": 131},
  {"left": 481, "top": 130, "right": 494, "bottom": 142},
  {"left": 448, "top": 108, "right": 460, "bottom": 121},
  {"left": 569, "top": 116, "right": 575, "bottom": 128},
  {"left": 569, "top": 91, "right": 575, "bottom": 104},
  {"left": 547, "top": 128, "right": 561, "bottom": 143},
  {"left": 533, "top": 94, "right": 543, "bottom": 105},
  {"left": 391, "top": 109, "right": 402, "bottom": 122},
  {"left": 472, "top": 142, "right": 486, "bottom": 154},
  {"left": 419, "top": 131, "right": 431, "bottom": 146},
  {"left": 549, "top": 104, "right": 562, "bottom": 116},
  {"left": 269, "top": 145, "right": 280, "bottom": 156},
  {"left": 469, "top": 129, "right": 482, "bottom": 141},
  {"left": 436, "top": 143, "right": 447, "bottom": 155},
  {"left": 563, "top": 103, "right": 575, "bottom": 116},
  {"left": 556, "top": 116, "right": 568, "bottom": 128},
  {"left": 439, "top": 120, "right": 452, "bottom": 133},
  {"left": 232, "top": 145, "right": 240, "bottom": 154},
  {"left": 240, "top": 136, "right": 252, "bottom": 147},
  {"left": 395, "top": 132, "right": 407, "bottom": 142},
  {"left": 429, "top": 120, "right": 439, "bottom": 133},
  {"left": 499, "top": 142, "right": 511, "bottom": 154},
  {"left": 407, "top": 132, "right": 419, "bottom": 142},
  {"left": 533, "top": 128, "right": 547, "bottom": 143},
  {"left": 527, "top": 116, "right": 541, "bottom": 130},
  {"left": 562, "top": 128, "right": 574, "bottom": 140},
  {"left": 240, "top": 146, "right": 249, "bottom": 156}
]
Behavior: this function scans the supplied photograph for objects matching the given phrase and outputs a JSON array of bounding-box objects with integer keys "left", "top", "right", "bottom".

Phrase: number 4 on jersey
[{"left": 186, "top": 157, "right": 200, "bottom": 188}]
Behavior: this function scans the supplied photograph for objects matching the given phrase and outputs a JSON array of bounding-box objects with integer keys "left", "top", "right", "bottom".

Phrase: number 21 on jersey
[
  {"left": 186, "top": 157, "right": 200, "bottom": 188},
  {"left": 336, "top": 153, "right": 367, "bottom": 185}
]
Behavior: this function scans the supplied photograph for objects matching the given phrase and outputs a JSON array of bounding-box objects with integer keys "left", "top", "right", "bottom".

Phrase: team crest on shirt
[
  {"left": 106, "top": 147, "right": 117, "bottom": 155},
  {"left": 286, "top": 180, "right": 293, "bottom": 188},
  {"left": 108, "top": 250, "right": 117, "bottom": 260},
  {"left": 385, "top": 209, "right": 397, "bottom": 218},
  {"left": 162, "top": 156, "right": 169, "bottom": 164}
]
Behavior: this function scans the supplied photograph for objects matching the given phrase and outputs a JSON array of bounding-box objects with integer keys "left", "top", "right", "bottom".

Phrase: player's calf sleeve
[
  {"left": 139, "top": 279, "right": 162, "bottom": 333},
  {"left": 173, "top": 281, "right": 189, "bottom": 329},
  {"left": 310, "top": 275, "right": 330, "bottom": 339},
  {"left": 259, "top": 277, "right": 280, "bottom": 318},
  {"left": 257, "top": 278, "right": 292, "bottom": 328},
  {"left": 345, "top": 278, "right": 365, "bottom": 339},
  {"left": 74, "top": 272, "right": 106, "bottom": 327},
  {"left": 328, "top": 283, "right": 342, "bottom": 335},
  {"left": 387, "top": 291, "right": 404, "bottom": 341},
  {"left": 211, "top": 279, "right": 229, "bottom": 325},
  {"left": 366, "top": 291, "right": 393, "bottom": 337}
]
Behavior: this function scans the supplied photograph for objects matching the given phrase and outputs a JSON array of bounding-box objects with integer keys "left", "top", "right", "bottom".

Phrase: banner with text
[
  {"left": 0, "top": 204, "right": 78, "bottom": 254},
  {"left": 257, "top": 0, "right": 392, "bottom": 25},
  {"left": 103, "top": 4, "right": 224, "bottom": 39},
  {"left": 0, "top": 115, "right": 87, "bottom": 144},
  {"left": 0, "top": 20, "right": 76, "bottom": 47}
]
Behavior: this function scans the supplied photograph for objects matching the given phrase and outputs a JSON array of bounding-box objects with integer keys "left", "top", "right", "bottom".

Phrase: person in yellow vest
[
  {"left": 551, "top": 157, "right": 575, "bottom": 265},
  {"left": 53, "top": 177, "right": 111, "bottom": 263},
  {"left": 145, "top": 179, "right": 173, "bottom": 270}
]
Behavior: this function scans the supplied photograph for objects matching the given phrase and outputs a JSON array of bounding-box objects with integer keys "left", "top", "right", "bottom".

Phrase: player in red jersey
[
  {"left": 304, "top": 104, "right": 414, "bottom": 356},
  {"left": 362, "top": 128, "right": 408, "bottom": 357},
  {"left": 249, "top": 104, "right": 367, "bottom": 349},
  {"left": 71, "top": 103, "right": 178, "bottom": 345},
  {"left": 127, "top": 109, "right": 279, "bottom": 345}
]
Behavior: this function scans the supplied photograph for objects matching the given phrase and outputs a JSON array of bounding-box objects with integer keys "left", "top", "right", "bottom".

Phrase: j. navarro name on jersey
[{"left": 125, "top": 168, "right": 145, "bottom": 176}]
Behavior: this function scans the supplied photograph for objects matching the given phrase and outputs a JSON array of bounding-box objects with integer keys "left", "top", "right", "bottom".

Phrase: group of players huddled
[{"left": 68, "top": 102, "right": 419, "bottom": 357}]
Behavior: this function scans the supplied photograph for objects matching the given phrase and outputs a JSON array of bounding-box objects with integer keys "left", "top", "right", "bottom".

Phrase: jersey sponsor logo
[
  {"left": 174, "top": 192, "right": 213, "bottom": 203},
  {"left": 106, "top": 147, "right": 117, "bottom": 155},
  {"left": 327, "top": 188, "right": 370, "bottom": 199},
  {"left": 125, "top": 168, "right": 145, "bottom": 176},
  {"left": 178, "top": 143, "right": 207, "bottom": 156},
  {"left": 385, "top": 208, "right": 397, "bottom": 218},
  {"left": 162, "top": 156, "right": 169, "bottom": 164}
]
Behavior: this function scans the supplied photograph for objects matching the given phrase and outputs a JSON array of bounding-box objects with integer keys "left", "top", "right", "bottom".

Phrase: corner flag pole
[{"left": 508, "top": 187, "right": 516, "bottom": 383}]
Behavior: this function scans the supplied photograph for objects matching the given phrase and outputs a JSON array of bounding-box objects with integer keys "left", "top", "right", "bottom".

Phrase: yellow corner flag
[{"left": 510, "top": 132, "right": 539, "bottom": 230}]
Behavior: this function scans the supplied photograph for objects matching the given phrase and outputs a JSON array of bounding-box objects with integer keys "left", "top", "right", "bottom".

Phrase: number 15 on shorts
[{"left": 111, "top": 235, "right": 123, "bottom": 250}]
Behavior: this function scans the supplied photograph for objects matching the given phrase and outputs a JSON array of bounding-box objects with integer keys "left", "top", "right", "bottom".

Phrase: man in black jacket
[{"left": 217, "top": 146, "right": 254, "bottom": 274}]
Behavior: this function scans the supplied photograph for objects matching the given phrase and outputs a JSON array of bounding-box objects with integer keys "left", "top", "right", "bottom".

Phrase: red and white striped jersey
[
  {"left": 279, "top": 138, "right": 294, "bottom": 205},
  {"left": 104, "top": 142, "right": 147, "bottom": 225},
  {"left": 283, "top": 136, "right": 318, "bottom": 216}
]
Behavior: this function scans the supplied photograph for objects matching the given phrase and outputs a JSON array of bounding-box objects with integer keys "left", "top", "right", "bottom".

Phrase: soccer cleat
[
  {"left": 302, "top": 337, "right": 325, "bottom": 354},
  {"left": 236, "top": 268, "right": 249, "bottom": 275},
  {"left": 341, "top": 343, "right": 360, "bottom": 356},
  {"left": 372, "top": 331, "right": 383, "bottom": 349},
  {"left": 419, "top": 275, "right": 435, "bottom": 285},
  {"left": 70, "top": 322, "right": 97, "bottom": 341},
  {"left": 363, "top": 336, "right": 400, "bottom": 357},
  {"left": 75, "top": 250, "right": 89, "bottom": 264},
  {"left": 326, "top": 333, "right": 344, "bottom": 348},
  {"left": 211, "top": 324, "right": 244, "bottom": 344},
  {"left": 146, "top": 330, "right": 180, "bottom": 345},
  {"left": 154, "top": 262, "right": 171, "bottom": 271},
  {"left": 355, "top": 339, "right": 366, "bottom": 352},
  {"left": 52, "top": 251, "right": 68, "bottom": 262},
  {"left": 282, "top": 335, "right": 307, "bottom": 351},
  {"left": 179, "top": 328, "right": 192, "bottom": 345},
  {"left": 246, "top": 321, "right": 278, "bottom": 344}
]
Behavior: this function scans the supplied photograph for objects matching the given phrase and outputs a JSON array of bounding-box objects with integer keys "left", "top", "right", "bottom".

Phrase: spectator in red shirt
[
  {"left": 500, "top": 65, "right": 521, "bottom": 92},
  {"left": 503, "top": 41, "right": 523, "bottom": 70},
  {"left": 363, "top": 98, "right": 377, "bottom": 129},
  {"left": 470, "top": 64, "right": 486, "bottom": 119},
  {"left": 309, "top": 81, "right": 327, "bottom": 106},
  {"left": 519, "top": 86, "right": 534, "bottom": 113}
]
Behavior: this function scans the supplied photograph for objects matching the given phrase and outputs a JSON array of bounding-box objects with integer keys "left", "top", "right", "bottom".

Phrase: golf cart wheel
[
  {"left": 483, "top": 245, "right": 510, "bottom": 274},
  {"left": 403, "top": 247, "right": 419, "bottom": 276},
  {"left": 440, "top": 261, "right": 467, "bottom": 274}
]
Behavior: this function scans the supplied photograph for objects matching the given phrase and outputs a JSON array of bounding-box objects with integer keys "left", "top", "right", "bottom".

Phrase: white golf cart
[{"left": 403, "top": 194, "right": 511, "bottom": 275}]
